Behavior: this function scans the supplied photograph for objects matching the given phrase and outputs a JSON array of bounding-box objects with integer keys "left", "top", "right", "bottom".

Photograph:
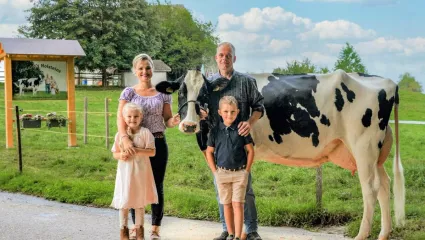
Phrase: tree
[
  {"left": 334, "top": 42, "right": 367, "bottom": 73},
  {"left": 152, "top": 2, "right": 218, "bottom": 79},
  {"left": 273, "top": 58, "right": 318, "bottom": 74},
  {"left": 19, "top": 0, "right": 161, "bottom": 86},
  {"left": 398, "top": 72, "right": 423, "bottom": 92},
  {"left": 11, "top": 61, "right": 45, "bottom": 94}
]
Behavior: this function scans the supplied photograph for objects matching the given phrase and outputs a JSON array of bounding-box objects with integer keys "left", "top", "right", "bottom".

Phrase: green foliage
[
  {"left": 19, "top": 0, "right": 161, "bottom": 85},
  {"left": 398, "top": 72, "right": 423, "bottom": 92},
  {"left": 273, "top": 58, "right": 318, "bottom": 74},
  {"left": 151, "top": 2, "right": 219, "bottom": 78},
  {"left": 333, "top": 42, "right": 367, "bottom": 73}
]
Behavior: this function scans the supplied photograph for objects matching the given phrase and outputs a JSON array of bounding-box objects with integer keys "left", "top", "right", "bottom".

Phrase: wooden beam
[
  {"left": 4, "top": 56, "right": 14, "bottom": 148},
  {"left": 66, "top": 57, "right": 77, "bottom": 147},
  {"left": 11, "top": 55, "right": 69, "bottom": 62},
  {"left": 0, "top": 52, "right": 5, "bottom": 59}
]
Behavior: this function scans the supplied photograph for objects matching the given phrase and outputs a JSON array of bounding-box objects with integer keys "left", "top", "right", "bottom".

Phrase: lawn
[{"left": 0, "top": 85, "right": 424, "bottom": 239}]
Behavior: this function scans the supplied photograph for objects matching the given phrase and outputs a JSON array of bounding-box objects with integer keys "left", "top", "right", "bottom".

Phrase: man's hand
[
  {"left": 238, "top": 121, "right": 251, "bottom": 136},
  {"left": 199, "top": 108, "right": 208, "bottom": 120}
]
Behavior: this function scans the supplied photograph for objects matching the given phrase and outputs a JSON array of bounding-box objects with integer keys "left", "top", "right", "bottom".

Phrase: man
[{"left": 197, "top": 42, "right": 264, "bottom": 240}]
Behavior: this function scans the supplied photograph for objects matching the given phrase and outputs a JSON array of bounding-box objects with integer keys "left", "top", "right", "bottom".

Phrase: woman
[{"left": 117, "top": 53, "right": 180, "bottom": 240}]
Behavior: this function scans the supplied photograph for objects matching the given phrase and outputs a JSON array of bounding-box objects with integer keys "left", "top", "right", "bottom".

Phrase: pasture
[{"left": 0, "top": 83, "right": 424, "bottom": 239}]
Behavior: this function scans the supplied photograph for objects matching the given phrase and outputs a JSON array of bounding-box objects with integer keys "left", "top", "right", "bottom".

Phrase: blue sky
[{"left": 1, "top": 0, "right": 425, "bottom": 91}]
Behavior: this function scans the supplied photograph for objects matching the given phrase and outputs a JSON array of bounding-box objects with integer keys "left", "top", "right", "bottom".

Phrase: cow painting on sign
[
  {"left": 156, "top": 69, "right": 405, "bottom": 240},
  {"left": 13, "top": 75, "right": 43, "bottom": 96}
]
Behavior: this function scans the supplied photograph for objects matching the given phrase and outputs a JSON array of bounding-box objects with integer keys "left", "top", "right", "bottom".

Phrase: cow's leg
[
  {"left": 353, "top": 146, "right": 380, "bottom": 240},
  {"left": 377, "top": 166, "right": 391, "bottom": 240}
]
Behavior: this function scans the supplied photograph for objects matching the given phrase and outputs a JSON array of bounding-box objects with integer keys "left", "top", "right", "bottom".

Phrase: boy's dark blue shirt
[{"left": 207, "top": 121, "right": 253, "bottom": 169}]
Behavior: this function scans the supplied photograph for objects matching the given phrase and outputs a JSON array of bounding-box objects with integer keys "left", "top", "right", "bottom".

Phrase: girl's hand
[
  {"left": 120, "top": 151, "right": 131, "bottom": 161},
  {"left": 121, "top": 137, "right": 136, "bottom": 156}
]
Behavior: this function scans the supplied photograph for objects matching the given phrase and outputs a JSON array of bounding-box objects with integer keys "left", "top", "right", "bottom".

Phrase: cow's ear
[
  {"left": 156, "top": 81, "right": 181, "bottom": 94},
  {"left": 210, "top": 77, "right": 229, "bottom": 92}
]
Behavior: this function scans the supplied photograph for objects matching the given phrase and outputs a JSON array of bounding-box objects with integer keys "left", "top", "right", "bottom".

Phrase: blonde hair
[
  {"left": 122, "top": 102, "right": 144, "bottom": 116},
  {"left": 132, "top": 53, "right": 154, "bottom": 74},
  {"left": 219, "top": 96, "right": 238, "bottom": 109}
]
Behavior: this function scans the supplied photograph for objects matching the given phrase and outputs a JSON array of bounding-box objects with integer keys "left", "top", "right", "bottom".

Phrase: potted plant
[
  {"left": 46, "top": 112, "right": 67, "bottom": 128},
  {"left": 21, "top": 113, "right": 42, "bottom": 128}
]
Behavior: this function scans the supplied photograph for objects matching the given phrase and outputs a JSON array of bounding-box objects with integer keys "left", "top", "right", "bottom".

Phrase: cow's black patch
[
  {"left": 335, "top": 88, "right": 344, "bottom": 111},
  {"left": 320, "top": 114, "right": 330, "bottom": 126},
  {"left": 378, "top": 141, "right": 383, "bottom": 149},
  {"left": 268, "top": 135, "right": 274, "bottom": 142},
  {"left": 362, "top": 108, "right": 373, "bottom": 127},
  {"left": 378, "top": 89, "right": 395, "bottom": 130},
  {"left": 262, "top": 74, "right": 321, "bottom": 147},
  {"left": 341, "top": 82, "right": 355, "bottom": 103},
  {"left": 358, "top": 72, "right": 382, "bottom": 78}
]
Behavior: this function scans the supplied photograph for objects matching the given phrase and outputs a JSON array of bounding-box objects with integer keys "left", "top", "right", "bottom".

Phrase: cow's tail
[{"left": 393, "top": 86, "right": 405, "bottom": 226}]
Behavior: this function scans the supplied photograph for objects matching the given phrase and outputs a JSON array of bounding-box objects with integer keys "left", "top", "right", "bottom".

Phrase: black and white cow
[
  {"left": 156, "top": 69, "right": 405, "bottom": 240},
  {"left": 13, "top": 75, "right": 43, "bottom": 96}
]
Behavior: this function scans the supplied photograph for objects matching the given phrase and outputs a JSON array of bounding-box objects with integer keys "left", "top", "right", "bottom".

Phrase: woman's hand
[
  {"left": 121, "top": 137, "right": 136, "bottom": 156},
  {"left": 170, "top": 113, "right": 181, "bottom": 127}
]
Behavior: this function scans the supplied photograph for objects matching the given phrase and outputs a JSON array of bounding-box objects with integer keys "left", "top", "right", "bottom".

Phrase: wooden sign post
[{"left": 0, "top": 38, "right": 85, "bottom": 148}]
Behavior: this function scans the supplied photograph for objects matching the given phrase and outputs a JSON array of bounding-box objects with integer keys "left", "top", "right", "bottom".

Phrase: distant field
[{"left": 0, "top": 85, "right": 424, "bottom": 239}]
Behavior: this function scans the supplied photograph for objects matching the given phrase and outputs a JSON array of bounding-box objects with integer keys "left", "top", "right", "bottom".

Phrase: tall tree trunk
[{"left": 102, "top": 68, "right": 107, "bottom": 87}]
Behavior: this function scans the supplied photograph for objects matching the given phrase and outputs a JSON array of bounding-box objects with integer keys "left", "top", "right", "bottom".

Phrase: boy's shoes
[
  {"left": 213, "top": 231, "right": 229, "bottom": 240},
  {"left": 120, "top": 226, "right": 130, "bottom": 240},
  {"left": 246, "top": 232, "right": 262, "bottom": 240}
]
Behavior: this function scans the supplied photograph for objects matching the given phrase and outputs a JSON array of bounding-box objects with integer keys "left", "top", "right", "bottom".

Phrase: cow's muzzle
[{"left": 181, "top": 121, "right": 198, "bottom": 133}]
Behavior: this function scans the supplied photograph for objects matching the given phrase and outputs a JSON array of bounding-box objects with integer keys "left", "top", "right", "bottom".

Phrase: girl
[
  {"left": 112, "top": 102, "right": 158, "bottom": 240},
  {"left": 117, "top": 53, "right": 180, "bottom": 239}
]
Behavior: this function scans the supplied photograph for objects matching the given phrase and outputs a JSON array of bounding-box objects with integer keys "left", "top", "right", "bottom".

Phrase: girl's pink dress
[{"left": 111, "top": 127, "right": 158, "bottom": 209}]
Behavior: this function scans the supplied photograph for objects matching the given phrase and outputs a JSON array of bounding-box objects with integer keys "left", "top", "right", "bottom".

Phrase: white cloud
[
  {"left": 297, "top": 0, "right": 398, "bottom": 4},
  {"left": 298, "top": 20, "right": 376, "bottom": 40},
  {"left": 0, "top": 24, "right": 21, "bottom": 38},
  {"left": 301, "top": 52, "right": 337, "bottom": 66},
  {"left": 10, "top": 0, "right": 32, "bottom": 9},
  {"left": 326, "top": 43, "right": 344, "bottom": 53},
  {"left": 355, "top": 37, "right": 425, "bottom": 56},
  {"left": 268, "top": 39, "right": 292, "bottom": 52},
  {"left": 217, "top": 30, "right": 291, "bottom": 55},
  {"left": 217, "top": 7, "right": 312, "bottom": 32}
]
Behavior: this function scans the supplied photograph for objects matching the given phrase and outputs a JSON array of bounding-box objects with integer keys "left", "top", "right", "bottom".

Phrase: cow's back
[{"left": 249, "top": 70, "right": 397, "bottom": 162}]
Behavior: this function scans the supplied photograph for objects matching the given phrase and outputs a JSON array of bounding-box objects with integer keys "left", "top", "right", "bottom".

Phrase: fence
[{"left": 75, "top": 71, "right": 124, "bottom": 87}]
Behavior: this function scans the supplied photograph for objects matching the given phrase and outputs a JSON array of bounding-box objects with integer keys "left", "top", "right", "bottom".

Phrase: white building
[
  {"left": 0, "top": 61, "right": 4, "bottom": 83},
  {"left": 123, "top": 60, "right": 171, "bottom": 87}
]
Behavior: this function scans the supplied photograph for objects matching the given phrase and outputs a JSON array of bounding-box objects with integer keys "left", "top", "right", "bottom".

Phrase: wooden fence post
[
  {"left": 105, "top": 98, "right": 109, "bottom": 149},
  {"left": 84, "top": 97, "right": 88, "bottom": 144},
  {"left": 316, "top": 166, "right": 323, "bottom": 209}
]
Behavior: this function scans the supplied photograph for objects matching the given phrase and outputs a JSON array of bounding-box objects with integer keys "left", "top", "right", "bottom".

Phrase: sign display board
[{"left": 12, "top": 60, "right": 67, "bottom": 100}]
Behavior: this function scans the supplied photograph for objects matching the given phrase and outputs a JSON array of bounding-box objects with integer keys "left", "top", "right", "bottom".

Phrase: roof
[
  {"left": 153, "top": 60, "right": 171, "bottom": 72},
  {"left": 0, "top": 38, "right": 85, "bottom": 56}
]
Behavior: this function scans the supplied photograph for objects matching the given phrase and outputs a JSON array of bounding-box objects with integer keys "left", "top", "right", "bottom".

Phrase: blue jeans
[{"left": 213, "top": 172, "right": 258, "bottom": 234}]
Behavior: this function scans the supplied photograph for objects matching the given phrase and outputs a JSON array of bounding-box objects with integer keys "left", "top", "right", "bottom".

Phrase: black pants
[{"left": 131, "top": 136, "right": 168, "bottom": 226}]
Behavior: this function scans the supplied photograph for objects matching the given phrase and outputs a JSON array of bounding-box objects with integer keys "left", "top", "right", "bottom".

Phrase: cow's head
[{"left": 156, "top": 70, "right": 229, "bottom": 134}]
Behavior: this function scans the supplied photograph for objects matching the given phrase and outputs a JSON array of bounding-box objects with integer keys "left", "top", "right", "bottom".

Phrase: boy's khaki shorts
[{"left": 214, "top": 168, "right": 249, "bottom": 204}]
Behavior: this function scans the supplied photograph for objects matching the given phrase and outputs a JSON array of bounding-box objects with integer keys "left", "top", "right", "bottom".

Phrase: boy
[{"left": 206, "top": 96, "right": 255, "bottom": 240}]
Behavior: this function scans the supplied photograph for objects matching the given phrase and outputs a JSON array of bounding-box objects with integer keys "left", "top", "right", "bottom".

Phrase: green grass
[
  {"left": 0, "top": 86, "right": 424, "bottom": 239},
  {"left": 12, "top": 91, "right": 68, "bottom": 100}
]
